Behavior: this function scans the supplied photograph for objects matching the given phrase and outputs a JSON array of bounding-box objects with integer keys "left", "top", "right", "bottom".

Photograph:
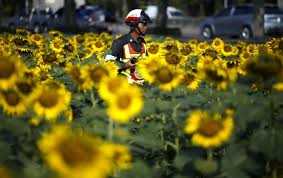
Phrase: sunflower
[
  {"left": 38, "top": 125, "right": 112, "bottom": 178},
  {"left": 182, "top": 70, "right": 202, "bottom": 90},
  {"left": 221, "top": 44, "right": 234, "bottom": 56},
  {"left": 98, "top": 76, "right": 129, "bottom": 101},
  {"left": 0, "top": 43, "right": 12, "bottom": 56},
  {"left": 74, "top": 34, "right": 86, "bottom": 45},
  {"left": 211, "top": 38, "right": 224, "bottom": 51},
  {"left": 90, "top": 39, "right": 106, "bottom": 54},
  {"left": 198, "top": 59, "right": 237, "bottom": 90},
  {"left": 50, "top": 36, "right": 65, "bottom": 53},
  {"left": 242, "top": 53, "right": 283, "bottom": 79},
  {"left": 196, "top": 55, "right": 214, "bottom": 70},
  {"left": 65, "top": 63, "right": 91, "bottom": 90},
  {"left": 152, "top": 64, "right": 185, "bottom": 91},
  {"left": 102, "top": 143, "right": 132, "bottom": 170},
  {"left": 184, "top": 110, "right": 234, "bottom": 148},
  {"left": 147, "top": 42, "right": 161, "bottom": 57},
  {"left": 29, "top": 33, "right": 45, "bottom": 46},
  {"left": 136, "top": 56, "right": 166, "bottom": 83},
  {"left": 0, "top": 55, "right": 26, "bottom": 90},
  {"left": 160, "top": 40, "right": 179, "bottom": 54},
  {"left": 107, "top": 85, "right": 143, "bottom": 123},
  {"left": 16, "top": 28, "right": 31, "bottom": 36},
  {"left": 63, "top": 38, "right": 78, "bottom": 55},
  {"left": 188, "top": 39, "right": 199, "bottom": 48},
  {"left": 35, "top": 50, "right": 64, "bottom": 67},
  {"left": 179, "top": 42, "right": 196, "bottom": 57},
  {"left": 197, "top": 41, "right": 210, "bottom": 54},
  {"left": 239, "top": 50, "right": 251, "bottom": 61},
  {"left": 163, "top": 51, "right": 187, "bottom": 67},
  {"left": 245, "top": 44, "right": 259, "bottom": 55},
  {"left": 0, "top": 89, "right": 30, "bottom": 116},
  {"left": 10, "top": 35, "right": 30, "bottom": 46},
  {"left": 203, "top": 47, "right": 220, "bottom": 60},
  {"left": 32, "top": 67, "right": 53, "bottom": 81},
  {"left": 86, "top": 63, "right": 118, "bottom": 88},
  {"left": 14, "top": 79, "right": 38, "bottom": 103},
  {"left": 33, "top": 80, "right": 71, "bottom": 121}
]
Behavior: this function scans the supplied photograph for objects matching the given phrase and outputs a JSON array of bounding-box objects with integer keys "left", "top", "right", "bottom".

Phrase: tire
[
  {"left": 241, "top": 26, "right": 253, "bottom": 40},
  {"left": 202, "top": 26, "right": 213, "bottom": 39}
]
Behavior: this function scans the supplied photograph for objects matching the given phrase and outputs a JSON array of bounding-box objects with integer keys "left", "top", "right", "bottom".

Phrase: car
[
  {"left": 200, "top": 3, "right": 283, "bottom": 39},
  {"left": 145, "top": 5, "right": 185, "bottom": 22},
  {"left": 5, "top": 7, "right": 52, "bottom": 33},
  {"left": 47, "top": 7, "right": 111, "bottom": 33}
]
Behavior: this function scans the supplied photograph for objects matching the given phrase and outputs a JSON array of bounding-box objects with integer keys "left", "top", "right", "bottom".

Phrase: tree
[
  {"left": 254, "top": 0, "right": 264, "bottom": 37},
  {"left": 64, "top": 0, "right": 77, "bottom": 28},
  {"left": 156, "top": 0, "right": 168, "bottom": 34}
]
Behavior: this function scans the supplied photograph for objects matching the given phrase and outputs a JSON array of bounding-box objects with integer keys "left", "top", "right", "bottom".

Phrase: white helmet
[{"left": 125, "top": 9, "right": 152, "bottom": 28}]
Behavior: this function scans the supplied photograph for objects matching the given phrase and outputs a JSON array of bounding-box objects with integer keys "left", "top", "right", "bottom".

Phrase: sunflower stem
[
  {"left": 108, "top": 118, "right": 114, "bottom": 141},
  {"left": 175, "top": 137, "right": 180, "bottom": 155},
  {"left": 76, "top": 54, "right": 81, "bottom": 62},
  {"left": 207, "top": 149, "right": 213, "bottom": 161},
  {"left": 90, "top": 90, "right": 96, "bottom": 107}
]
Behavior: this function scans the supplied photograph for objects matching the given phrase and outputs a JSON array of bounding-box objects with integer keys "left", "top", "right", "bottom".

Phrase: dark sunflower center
[
  {"left": 214, "top": 40, "right": 220, "bottom": 46},
  {"left": 148, "top": 45, "right": 159, "bottom": 54},
  {"left": 198, "top": 119, "right": 223, "bottom": 137},
  {"left": 0, "top": 59, "right": 16, "bottom": 79},
  {"left": 118, "top": 95, "right": 132, "bottom": 109},
  {"left": 64, "top": 44, "right": 74, "bottom": 52},
  {"left": 16, "top": 82, "right": 33, "bottom": 95},
  {"left": 33, "top": 35, "right": 41, "bottom": 41},
  {"left": 180, "top": 45, "right": 192, "bottom": 55},
  {"left": 89, "top": 67, "right": 109, "bottom": 83},
  {"left": 95, "top": 41, "right": 103, "bottom": 48},
  {"left": 57, "top": 136, "right": 97, "bottom": 167},
  {"left": 165, "top": 54, "right": 181, "bottom": 65},
  {"left": 204, "top": 49, "right": 217, "bottom": 58},
  {"left": 165, "top": 44, "right": 178, "bottom": 52},
  {"left": 247, "top": 55, "right": 282, "bottom": 77},
  {"left": 38, "top": 91, "right": 59, "bottom": 108},
  {"left": 76, "top": 36, "right": 85, "bottom": 44},
  {"left": 206, "top": 69, "right": 225, "bottom": 81},
  {"left": 156, "top": 67, "right": 174, "bottom": 83},
  {"left": 13, "top": 37, "right": 28, "bottom": 46},
  {"left": 4, "top": 91, "right": 21, "bottom": 106},
  {"left": 54, "top": 42, "right": 61, "bottom": 49},
  {"left": 224, "top": 45, "right": 232, "bottom": 52},
  {"left": 70, "top": 67, "right": 84, "bottom": 84},
  {"left": 184, "top": 73, "right": 195, "bottom": 84},
  {"left": 243, "top": 52, "right": 250, "bottom": 59},
  {"left": 107, "top": 79, "right": 121, "bottom": 93},
  {"left": 43, "top": 53, "right": 57, "bottom": 63}
]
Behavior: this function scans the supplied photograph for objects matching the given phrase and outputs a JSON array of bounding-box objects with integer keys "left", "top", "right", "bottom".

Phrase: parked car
[
  {"left": 47, "top": 7, "right": 110, "bottom": 33},
  {"left": 200, "top": 3, "right": 283, "bottom": 39},
  {"left": 6, "top": 7, "right": 52, "bottom": 33},
  {"left": 145, "top": 5, "right": 185, "bottom": 20}
]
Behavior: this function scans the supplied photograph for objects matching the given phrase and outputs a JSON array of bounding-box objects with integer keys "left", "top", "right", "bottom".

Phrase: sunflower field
[{"left": 0, "top": 29, "right": 283, "bottom": 178}]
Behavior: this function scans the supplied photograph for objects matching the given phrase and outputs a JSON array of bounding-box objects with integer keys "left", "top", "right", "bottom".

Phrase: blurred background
[{"left": 0, "top": 0, "right": 282, "bottom": 40}]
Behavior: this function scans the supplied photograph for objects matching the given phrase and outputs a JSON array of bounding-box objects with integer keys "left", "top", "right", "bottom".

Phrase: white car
[{"left": 145, "top": 5, "right": 185, "bottom": 20}]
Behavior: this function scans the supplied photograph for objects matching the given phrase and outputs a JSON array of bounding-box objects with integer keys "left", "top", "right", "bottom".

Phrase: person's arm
[
  {"left": 104, "top": 39, "right": 135, "bottom": 68},
  {"left": 104, "top": 39, "right": 120, "bottom": 62}
]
